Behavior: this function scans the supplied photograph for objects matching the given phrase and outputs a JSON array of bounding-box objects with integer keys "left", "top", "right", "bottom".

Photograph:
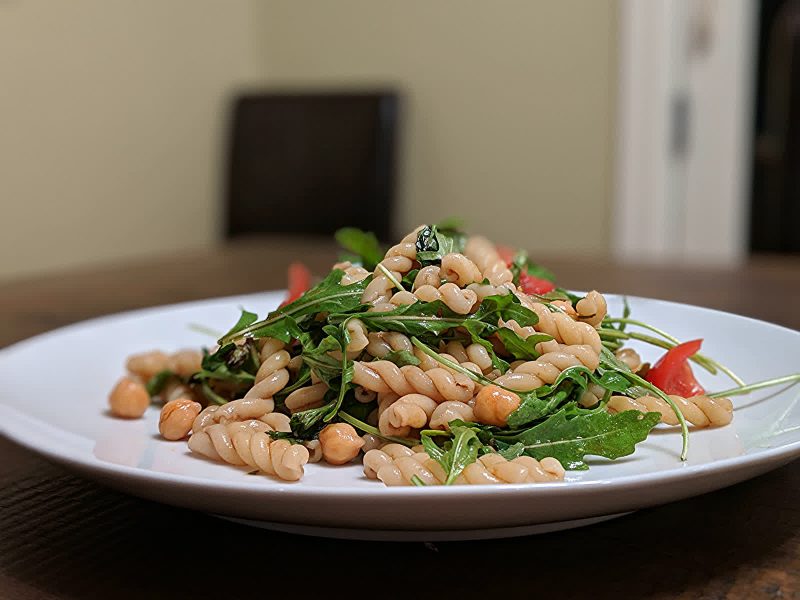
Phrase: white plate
[{"left": 1, "top": 292, "right": 799, "bottom": 541}]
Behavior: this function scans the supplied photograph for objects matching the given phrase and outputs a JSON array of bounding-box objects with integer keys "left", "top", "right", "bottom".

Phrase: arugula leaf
[
  {"left": 218, "top": 270, "right": 370, "bottom": 344},
  {"left": 380, "top": 350, "right": 421, "bottom": 367},
  {"left": 290, "top": 397, "right": 336, "bottom": 436},
  {"left": 145, "top": 370, "right": 179, "bottom": 396},
  {"left": 507, "top": 387, "right": 572, "bottom": 429},
  {"left": 495, "top": 328, "right": 551, "bottom": 360},
  {"left": 496, "top": 408, "right": 660, "bottom": 470},
  {"left": 221, "top": 309, "right": 258, "bottom": 340},
  {"left": 423, "top": 426, "right": 483, "bottom": 484},
  {"left": 335, "top": 227, "right": 384, "bottom": 270},
  {"left": 415, "top": 225, "right": 465, "bottom": 266},
  {"left": 496, "top": 441, "right": 525, "bottom": 460}
]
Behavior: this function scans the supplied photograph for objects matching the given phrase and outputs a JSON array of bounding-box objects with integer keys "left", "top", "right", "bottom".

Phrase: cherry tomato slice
[
  {"left": 645, "top": 339, "right": 706, "bottom": 397},
  {"left": 518, "top": 271, "right": 556, "bottom": 295},
  {"left": 279, "top": 262, "right": 312, "bottom": 308},
  {"left": 496, "top": 245, "right": 516, "bottom": 267}
]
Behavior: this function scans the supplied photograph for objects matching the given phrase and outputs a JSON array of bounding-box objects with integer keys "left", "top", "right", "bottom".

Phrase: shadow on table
[{"left": 1, "top": 460, "right": 798, "bottom": 599}]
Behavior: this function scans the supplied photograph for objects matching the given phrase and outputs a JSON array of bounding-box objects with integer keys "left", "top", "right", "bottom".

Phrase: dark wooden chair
[{"left": 224, "top": 91, "right": 400, "bottom": 241}]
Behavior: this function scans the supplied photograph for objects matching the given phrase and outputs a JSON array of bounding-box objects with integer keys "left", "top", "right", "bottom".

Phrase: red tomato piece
[
  {"left": 644, "top": 339, "right": 706, "bottom": 397},
  {"left": 279, "top": 262, "right": 312, "bottom": 308},
  {"left": 495, "top": 245, "right": 516, "bottom": 267},
  {"left": 518, "top": 271, "right": 556, "bottom": 295}
]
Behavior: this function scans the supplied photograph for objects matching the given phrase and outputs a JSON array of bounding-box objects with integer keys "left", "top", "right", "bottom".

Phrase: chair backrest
[{"left": 225, "top": 91, "right": 399, "bottom": 240}]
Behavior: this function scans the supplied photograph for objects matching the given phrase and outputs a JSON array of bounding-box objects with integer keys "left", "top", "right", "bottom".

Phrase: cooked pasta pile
[{"left": 108, "top": 223, "right": 792, "bottom": 486}]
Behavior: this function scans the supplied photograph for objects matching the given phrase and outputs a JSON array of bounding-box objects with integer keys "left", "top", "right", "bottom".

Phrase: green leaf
[
  {"left": 415, "top": 224, "right": 465, "bottom": 266},
  {"left": 496, "top": 441, "right": 525, "bottom": 460},
  {"left": 380, "top": 350, "right": 421, "bottom": 367},
  {"left": 496, "top": 408, "right": 661, "bottom": 470},
  {"left": 145, "top": 370, "right": 179, "bottom": 396},
  {"left": 507, "top": 387, "right": 572, "bottom": 428},
  {"left": 511, "top": 249, "right": 556, "bottom": 283},
  {"left": 494, "top": 328, "right": 551, "bottom": 360},
  {"left": 222, "top": 309, "right": 258, "bottom": 340},
  {"left": 290, "top": 398, "right": 336, "bottom": 436},
  {"left": 423, "top": 426, "right": 483, "bottom": 485},
  {"left": 334, "top": 227, "right": 384, "bottom": 270},
  {"left": 218, "top": 270, "right": 370, "bottom": 345}
]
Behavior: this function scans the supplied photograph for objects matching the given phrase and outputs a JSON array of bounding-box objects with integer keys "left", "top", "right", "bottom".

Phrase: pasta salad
[{"left": 107, "top": 223, "right": 800, "bottom": 486}]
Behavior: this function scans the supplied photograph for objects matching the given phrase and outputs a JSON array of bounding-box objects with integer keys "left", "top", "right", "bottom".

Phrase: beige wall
[
  {"left": 0, "top": 1, "right": 617, "bottom": 281},
  {"left": 0, "top": 1, "right": 263, "bottom": 280},
  {"left": 259, "top": 0, "right": 617, "bottom": 256}
]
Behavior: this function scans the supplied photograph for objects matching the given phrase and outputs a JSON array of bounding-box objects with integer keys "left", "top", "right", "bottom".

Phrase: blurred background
[{"left": 0, "top": 0, "right": 796, "bottom": 283}]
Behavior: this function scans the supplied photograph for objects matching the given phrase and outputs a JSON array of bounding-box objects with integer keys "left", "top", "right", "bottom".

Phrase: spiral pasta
[
  {"left": 464, "top": 236, "right": 514, "bottom": 286},
  {"left": 429, "top": 400, "right": 475, "bottom": 430},
  {"left": 378, "top": 393, "right": 438, "bottom": 436},
  {"left": 188, "top": 419, "right": 309, "bottom": 481},
  {"left": 607, "top": 394, "right": 734, "bottom": 427},
  {"left": 513, "top": 294, "right": 602, "bottom": 353},
  {"left": 244, "top": 338, "right": 291, "bottom": 408},
  {"left": 352, "top": 360, "right": 475, "bottom": 403},
  {"left": 576, "top": 291, "right": 608, "bottom": 328},
  {"left": 367, "top": 449, "right": 565, "bottom": 486},
  {"left": 493, "top": 346, "right": 600, "bottom": 392},
  {"left": 192, "top": 397, "right": 291, "bottom": 434}
]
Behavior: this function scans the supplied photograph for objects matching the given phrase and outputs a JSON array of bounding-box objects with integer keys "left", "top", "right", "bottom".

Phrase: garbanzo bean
[
  {"left": 158, "top": 397, "right": 202, "bottom": 440},
  {"left": 318, "top": 423, "right": 365, "bottom": 465},
  {"left": 109, "top": 376, "right": 150, "bottom": 418},
  {"left": 473, "top": 385, "right": 521, "bottom": 426},
  {"left": 125, "top": 350, "right": 169, "bottom": 381}
]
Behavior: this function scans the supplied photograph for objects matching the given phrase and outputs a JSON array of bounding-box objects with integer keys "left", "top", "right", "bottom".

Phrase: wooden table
[{"left": 1, "top": 238, "right": 799, "bottom": 599}]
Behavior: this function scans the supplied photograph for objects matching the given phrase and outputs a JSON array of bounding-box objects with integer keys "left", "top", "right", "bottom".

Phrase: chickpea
[
  {"left": 615, "top": 348, "right": 643, "bottom": 373},
  {"left": 109, "top": 376, "right": 150, "bottom": 418},
  {"left": 158, "top": 397, "right": 202, "bottom": 440},
  {"left": 126, "top": 350, "right": 169, "bottom": 381},
  {"left": 473, "top": 385, "right": 521, "bottom": 427},
  {"left": 167, "top": 350, "right": 203, "bottom": 378},
  {"left": 318, "top": 423, "right": 365, "bottom": 465}
]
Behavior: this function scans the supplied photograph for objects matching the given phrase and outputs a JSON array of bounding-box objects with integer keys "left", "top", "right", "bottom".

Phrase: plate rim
[{"left": 1, "top": 291, "right": 799, "bottom": 501}]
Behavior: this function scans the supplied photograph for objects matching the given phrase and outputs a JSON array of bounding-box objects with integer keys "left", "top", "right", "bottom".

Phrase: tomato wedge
[
  {"left": 279, "top": 262, "right": 312, "bottom": 308},
  {"left": 518, "top": 271, "right": 556, "bottom": 295},
  {"left": 496, "top": 245, "right": 516, "bottom": 267},
  {"left": 645, "top": 339, "right": 706, "bottom": 397}
]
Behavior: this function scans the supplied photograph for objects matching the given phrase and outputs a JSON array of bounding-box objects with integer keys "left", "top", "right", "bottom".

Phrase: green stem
[
  {"left": 707, "top": 374, "right": 800, "bottom": 399},
  {"left": 623, "top": 371, "right": 690, "bottom": 461},
  {"left": 376, "top": 263, "right": 405, "bottom": 292},
  {"left": 338, "top": 412, "right": 417, "bottom": 447},
  {"left": 410, "top": 337, "right": 496, "bottom": 387},
  {"left": 599, "top": 327, "right": 746, "bottom": 385}
]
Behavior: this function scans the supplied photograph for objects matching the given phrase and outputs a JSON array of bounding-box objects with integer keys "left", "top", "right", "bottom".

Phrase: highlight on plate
[{"left": 106, "top": 222, "right": 800, "bottom": 486}]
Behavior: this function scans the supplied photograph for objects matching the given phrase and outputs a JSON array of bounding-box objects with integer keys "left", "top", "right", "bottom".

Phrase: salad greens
[{"left": 188, "top": 223, "right": 798, "bottom": 485}]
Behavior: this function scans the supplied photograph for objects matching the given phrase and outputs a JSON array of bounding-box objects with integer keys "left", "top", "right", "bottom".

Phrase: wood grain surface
[{"left": 1, "top": 238, "right": 799, "bottom": 599}]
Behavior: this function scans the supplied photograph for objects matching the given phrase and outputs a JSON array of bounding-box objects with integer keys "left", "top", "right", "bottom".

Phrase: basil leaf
[
  {"left": 335, "top": 227, "right": 384, "bottom": 270},
  {"left": 496, "top": 408, "right": 661, "bottom": 470}
]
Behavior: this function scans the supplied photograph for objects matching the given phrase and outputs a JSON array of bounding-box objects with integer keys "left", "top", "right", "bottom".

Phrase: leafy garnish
[
  {"left": 496, "top": 408, "right": 661, "bottom": 470},
  {"left": 145, "top": 370, "right": 180, "bottom": 397},
  {"left": 422, "top": 426, "right": 483, "bottom": 484},
  {"left": 218, "top": 270, "right": 369, "bottom": 345},
  {"left": 381, "top": 350, "right": 421, "bottom": 367},
  {"left": 335, "top": 227, "right": 384, "bottom": 270}
]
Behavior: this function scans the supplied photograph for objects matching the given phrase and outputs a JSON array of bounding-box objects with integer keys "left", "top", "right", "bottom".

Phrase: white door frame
[{"left": 613, "top": 0, "right": 757, "bottom": 265}]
